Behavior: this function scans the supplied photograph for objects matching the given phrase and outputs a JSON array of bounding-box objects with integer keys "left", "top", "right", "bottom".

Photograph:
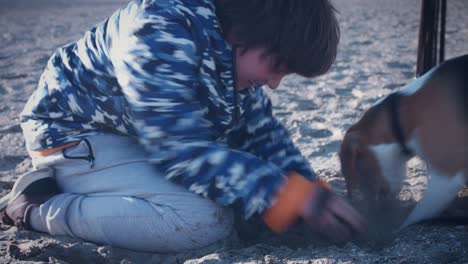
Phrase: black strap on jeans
[{"left": 61, "top": 139, "right": 95, "bottom": 168}]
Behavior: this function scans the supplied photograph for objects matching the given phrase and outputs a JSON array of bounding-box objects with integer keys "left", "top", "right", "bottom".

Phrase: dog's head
[{"left": 339, "top": 130, "right": 407, "bottom": 204}]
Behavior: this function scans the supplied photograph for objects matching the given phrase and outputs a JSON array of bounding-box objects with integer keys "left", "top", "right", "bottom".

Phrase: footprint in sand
[
  {"left": 33, "top": 52, "right": 51, "bottom": 67},
  {"left": 0, "top": 53, "right": 13, "bottom": 61},
  {"left": 311, "top": 116, "right": 326, "bottom": 123},
  {"left": 0, "top": 73, "right": 28, "bottom": 80},
  {"left": 329, "top": 73, "right": 347, "bottom": 81},
  {"left": 0, "top": 181, "right": 13, "bottom": 193},
  {"left": 401, "top": 71, "right": 414, "bottom": 79},
  {"left": 349, "top": 40, "right": 373, "bottom": 47},
  {"left": 298, "top": 79, "right": 317, "bottom": 86},
  {"left": 300, "top": 127, "right": 333, "bottom": 139},
  {"left": 292, "top": 98, "right": 320, "bottom": 111},
  {"left": 274, "top": 111, "right": 292, "bottom": 117},
  {"left": 306, "top": 140, "right": 341, "bottom": 157},
  {"left": 385, "top": 61, "right": 411, "bottom": 70},
  {"left": 0, "top": 156, "right": 26, "bottom": 172},
  {"left": 0, "top": 85, "right": 6, "bottom": 95},
  {"left": 0, "top": 124, "right": 21, "bottom": 134},
  {"left": 335, "top": 84, "right": 355, "bottom": 96},
  {"left": 7, "top": 242, "right": 107, "bottom": 263}
]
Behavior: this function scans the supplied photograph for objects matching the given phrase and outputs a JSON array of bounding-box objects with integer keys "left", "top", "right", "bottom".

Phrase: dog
[{"left": 339, "top": 54, "right": 468, "bottom": 228}]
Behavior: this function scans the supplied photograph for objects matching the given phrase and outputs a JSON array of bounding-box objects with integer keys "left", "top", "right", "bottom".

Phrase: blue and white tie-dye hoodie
[{"left": 20, "top": 0, "right": 316, "bottom": 219}]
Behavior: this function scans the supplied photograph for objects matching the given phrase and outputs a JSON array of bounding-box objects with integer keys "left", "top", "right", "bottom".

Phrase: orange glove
[{"left": 262, "top": 172, "right": 365, "bottom": 241}]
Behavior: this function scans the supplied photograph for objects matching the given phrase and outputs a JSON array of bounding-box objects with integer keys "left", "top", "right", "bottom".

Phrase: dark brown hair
[{"left": 215, "top": 0, "right": 340, "bottom": 78}]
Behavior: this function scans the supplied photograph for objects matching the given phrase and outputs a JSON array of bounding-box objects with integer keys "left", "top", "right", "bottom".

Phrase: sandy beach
[{"left": 1, "top": 0, "right": 468, "bottom": 263}]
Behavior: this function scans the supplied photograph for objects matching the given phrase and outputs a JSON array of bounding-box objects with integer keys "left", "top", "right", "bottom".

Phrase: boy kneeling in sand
[{"left": 0, "top": 0, "right": 364, "bottom": 252}]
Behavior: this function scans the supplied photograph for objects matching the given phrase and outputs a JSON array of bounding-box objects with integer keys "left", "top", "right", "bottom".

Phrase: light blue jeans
[{"left": 28, "top": 134, "right": 234, "bottom": 252}]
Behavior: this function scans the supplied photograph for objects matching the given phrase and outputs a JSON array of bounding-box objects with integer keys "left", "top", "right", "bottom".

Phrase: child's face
[{"left": 235, "top": 47, "right": 287, "bottom": 91}]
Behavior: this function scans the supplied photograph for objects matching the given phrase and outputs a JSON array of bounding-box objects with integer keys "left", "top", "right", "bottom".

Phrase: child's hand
[{"left": 300, "top": 181, "right": 366, "bottom": 242}]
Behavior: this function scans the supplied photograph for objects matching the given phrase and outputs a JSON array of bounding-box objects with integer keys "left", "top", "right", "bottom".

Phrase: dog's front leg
[{"left": 401, "top": 170, "right": 465, "bottom": 228}]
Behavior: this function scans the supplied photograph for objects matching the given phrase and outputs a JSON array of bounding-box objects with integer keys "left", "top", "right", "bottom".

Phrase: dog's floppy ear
[{"left": 339, "top": 132, "right": 363, "bottom": 196}]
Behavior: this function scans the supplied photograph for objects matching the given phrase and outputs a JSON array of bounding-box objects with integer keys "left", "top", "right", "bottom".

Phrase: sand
[{"left": 1, "top": 0, "right": 468, "bottom": 263}]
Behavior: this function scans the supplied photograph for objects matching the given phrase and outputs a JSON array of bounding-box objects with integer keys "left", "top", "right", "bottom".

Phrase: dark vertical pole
[
  {"left": 432, "top": 0, "right": 439, "bottom": 65},
  {"left": 438, "top": 0, "right": 446, "bottom": 64},
  {"left": 416, "top": 0, "right": 436, "bottom": 77},
  {"left": 416, "top": 0, "right": 446, "bottom": 77}
]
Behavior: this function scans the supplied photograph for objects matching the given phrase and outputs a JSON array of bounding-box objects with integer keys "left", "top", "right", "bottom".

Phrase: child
[{"left": 0, "top": 0, "right": 365, "bottom": 252}]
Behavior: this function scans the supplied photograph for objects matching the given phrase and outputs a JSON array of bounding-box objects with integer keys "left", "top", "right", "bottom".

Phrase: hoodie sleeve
[
  {"left": 111, "top": 7, "right": 289, "bottom": 219},
  {"left": 237, "top": 88, "right": 317, "bottom": 180}
]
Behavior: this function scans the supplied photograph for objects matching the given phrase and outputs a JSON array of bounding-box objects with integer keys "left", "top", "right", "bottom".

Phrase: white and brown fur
[{"left": 339, "top": 54, "right": 468, "bottom": 228}]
